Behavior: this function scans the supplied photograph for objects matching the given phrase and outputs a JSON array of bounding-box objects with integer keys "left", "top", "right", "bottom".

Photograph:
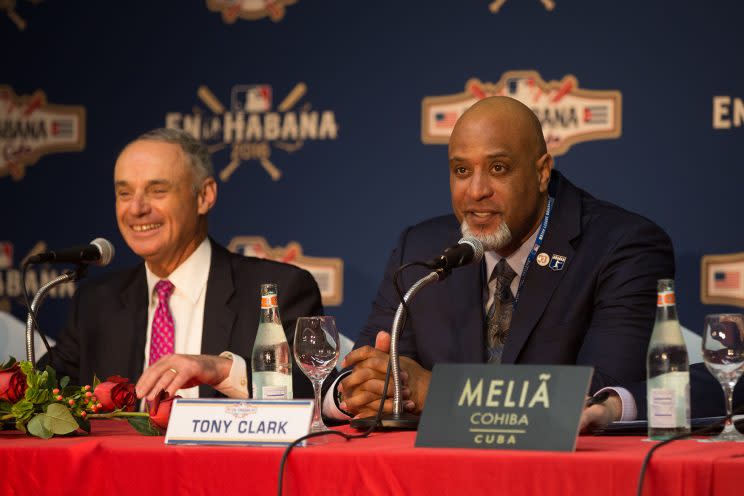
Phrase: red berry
[
  {"left": 56, "top": 395, "right": 63, "bottom": 401},
  {"left": 68, "top": 399, "right": 75, "bottom": 406},
  {"left": 52, "top": 388, "right": 60, "bottom": 394}
]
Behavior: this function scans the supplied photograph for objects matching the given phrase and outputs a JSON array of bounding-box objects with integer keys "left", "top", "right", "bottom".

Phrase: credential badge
[{"left": 549, "top": 254, "right": 566, "bottom": 271}]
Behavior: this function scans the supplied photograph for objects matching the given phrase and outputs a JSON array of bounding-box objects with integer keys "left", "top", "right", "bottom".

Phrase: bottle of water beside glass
[
  {"left": 646, "top": 279, "right": 690, "bottom": 439},
  {"left": 251, "top": 283, "right": 293, "bottom": 400}
]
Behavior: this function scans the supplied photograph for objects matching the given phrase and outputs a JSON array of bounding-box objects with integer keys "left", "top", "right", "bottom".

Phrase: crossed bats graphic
[{"left": 197, "top": 82, "right": 307, "bottom": 182}]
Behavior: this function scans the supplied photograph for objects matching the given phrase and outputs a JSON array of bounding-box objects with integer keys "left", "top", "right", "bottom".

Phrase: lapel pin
[
  {"left": 536, "top": 252, "right": 550, "bottom": 267},
  {"left": 549, "top": 254, "right": 567, "bottom": 271}
]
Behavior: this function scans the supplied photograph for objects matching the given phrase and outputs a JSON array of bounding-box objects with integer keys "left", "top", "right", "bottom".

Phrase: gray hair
[{"left": 135, "top": 128, "right": 214, "bottom": 193}]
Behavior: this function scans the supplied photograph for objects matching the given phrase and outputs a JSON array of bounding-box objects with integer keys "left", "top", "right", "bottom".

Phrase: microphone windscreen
[
  {"left": 458, "top": 236, "right": 484, "bottom": 265},
  {"left": 90, "top": 238, "right": 115, "bottom": 266}
]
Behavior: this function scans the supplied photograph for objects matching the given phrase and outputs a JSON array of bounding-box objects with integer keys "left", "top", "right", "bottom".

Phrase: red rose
[
  {"left": 93, "top": 376, "right": 136, "bottom": 412},
  {"left": 0, "top": 362, "right": 27, "bottom": 403},
  {"left": 148, "top": 390, "right": 179, "bottom": 429}
]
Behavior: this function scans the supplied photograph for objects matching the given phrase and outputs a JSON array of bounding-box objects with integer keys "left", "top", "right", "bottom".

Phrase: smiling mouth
[{"left": 131, "top": 223, "right": 162, "bottom": 232}]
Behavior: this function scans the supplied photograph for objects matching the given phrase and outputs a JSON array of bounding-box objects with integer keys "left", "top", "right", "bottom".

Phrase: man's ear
[
  {"left": 197, "top": 177, "right": 217, "bottom": 214},
  {"left": 536, "top": 153, "right": 553, "bottom": 193}
]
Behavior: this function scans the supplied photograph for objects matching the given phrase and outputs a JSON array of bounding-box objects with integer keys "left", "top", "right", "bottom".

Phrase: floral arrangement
[{"left": 0, "top": 357, "right": 175, "bottom": 439}]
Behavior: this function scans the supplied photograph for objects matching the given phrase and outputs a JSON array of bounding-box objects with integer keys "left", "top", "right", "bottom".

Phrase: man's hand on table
[
  {"left": 339, "top": 331, "right": 431, "bottom": 418},
  {"left": 135, "top": 354, "right": 232, "bottom": 401},
  {"left": 579, "top": 391, "right": 622, "bottom": 434}
]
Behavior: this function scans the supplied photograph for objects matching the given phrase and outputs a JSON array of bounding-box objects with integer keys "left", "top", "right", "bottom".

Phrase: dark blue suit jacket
[
  {"left": 357, "top": 171, "right": 675, "bottom": 393},
  {"left": 40, "top": 239, "right": 327, "bottom": 399}
]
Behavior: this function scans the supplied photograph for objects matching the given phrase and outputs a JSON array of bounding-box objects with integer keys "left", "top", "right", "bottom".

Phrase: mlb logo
[
  {"left": 0, "top": 242, "right": 13, "bottom": 269},
  {"left": 549, "top": 254, "right": 566, "bottom": 271},
  {"left": 231, "top": 85, "right": 272, "bottom": 113}
]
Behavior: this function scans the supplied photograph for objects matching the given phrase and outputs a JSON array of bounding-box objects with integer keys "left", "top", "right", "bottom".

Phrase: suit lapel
[
  {"left": 502, "top": 172, "right": 582, "bottom": 364},
  {"left": 200, "top": 240, "right": 237, "bottom": 397},
  {"left": 119, "top": 265, "right": 148, "bottom": 380},
  {"left": 201, "top": 240, "right": 237, "bottom": 355}
]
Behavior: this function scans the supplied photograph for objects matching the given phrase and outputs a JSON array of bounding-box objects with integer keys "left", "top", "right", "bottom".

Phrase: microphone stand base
[{"left": 350, "top": 412, "right": 419, "bottom": 431}]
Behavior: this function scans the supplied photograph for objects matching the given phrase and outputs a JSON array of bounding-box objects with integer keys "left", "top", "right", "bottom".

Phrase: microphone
[
  {"left": 425, "top": 237, "right": 484, "bottom": 270},
  {"left": 27, "top": 238, "right": 115, "bottom": 266}
]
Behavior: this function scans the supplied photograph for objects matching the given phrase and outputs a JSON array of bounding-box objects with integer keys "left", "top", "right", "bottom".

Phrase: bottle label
[
  {"left": 261, "top": 294, "right": 277, "bottom": 309},
  {"left": 657, "top": 291, "right": 675, "bottom": 307},
  {"left": 261, "top": 385, "right": 288, "bottom": 400},
  {"left": 648, "top": 371, "right": 690, "bottom": 428}
]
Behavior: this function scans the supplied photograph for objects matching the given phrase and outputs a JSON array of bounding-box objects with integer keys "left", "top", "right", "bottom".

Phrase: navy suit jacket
[
  {"left": 40, "top": 239, "right": 326, "bottom": 399},
  {"left": 358, "top": 171, "right": 675, "bottom": 393}
]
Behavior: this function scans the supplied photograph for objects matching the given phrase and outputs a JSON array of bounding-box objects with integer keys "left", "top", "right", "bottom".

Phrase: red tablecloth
[{"left": 2, "top": 420, "right": 743, "bottom": 495}]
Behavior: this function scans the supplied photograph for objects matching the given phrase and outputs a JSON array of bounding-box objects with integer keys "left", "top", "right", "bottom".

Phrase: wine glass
[
  {"left": 701, "top": 313, "right": 744, "bottom": 442},
  {"left": 294, "top": 316, "right": 340, "bottom": 433}
]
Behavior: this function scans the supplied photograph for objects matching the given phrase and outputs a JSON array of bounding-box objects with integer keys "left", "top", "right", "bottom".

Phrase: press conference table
[{"left": 2, "top": 421, "right": 742, "bottom": 496}]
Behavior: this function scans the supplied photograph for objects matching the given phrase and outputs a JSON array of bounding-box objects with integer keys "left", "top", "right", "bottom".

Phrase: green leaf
[
  {"left": 11, "top": 399, "right": 35, "bottom": 423},
  {"left": 127, "top": 417, "right": 162, "bottom": 436},
  {"left": 0, "top": 356, "right": 16, "bottom": 369},
  {"left": 0, "top": 401, "right": 12, "bottom": 413},
  {"left": 19, "top": 361, "right": 34, "bottom": 376},
  {"left": 25, "top": 387, "right": 50, "bottom": 405},
  {"left": 43, "top": 403, "right": 78, "bottom": 435},
  {"left": 27, "top": 414, "right": 53, "bottom": 439},
  {"left": 92, "top": 374, "right": 101, "bottom": 388},
  {"left": 59, "top": 376, "right": 70, "bottom": 389}
]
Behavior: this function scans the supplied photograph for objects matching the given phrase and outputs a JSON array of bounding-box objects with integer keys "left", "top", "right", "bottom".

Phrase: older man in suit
[
  {"left": 41, "top": 128, "right": 323, "bottom": 402},
  {"left": 333, "top": 96, "right": 674, "bottom": 419}
]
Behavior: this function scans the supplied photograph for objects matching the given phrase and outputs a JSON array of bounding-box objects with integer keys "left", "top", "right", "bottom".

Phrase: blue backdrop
[{"left": 2, "top": 0, "right": 743, "bottom": 350}]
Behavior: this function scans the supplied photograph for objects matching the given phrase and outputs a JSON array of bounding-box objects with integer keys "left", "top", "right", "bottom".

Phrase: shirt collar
[
  {"left": 145, "top": 238, "right": 212, "bottom": 305},
  {"left": 484, "top": 226, "right": 540, "bottom": 282}
]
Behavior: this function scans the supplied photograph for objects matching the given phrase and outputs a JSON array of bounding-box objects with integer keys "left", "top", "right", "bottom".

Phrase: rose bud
[
  {"left": 56, "top": 395, "right": 63, "bottom": 401},
  {"left": 68, "top": 399, "right": 75, "bottom": 406},
  {"left": 93, "top": 376, "right": 137, "bottom": 412},
  {"left": 148, "top": 390, "right": 180, "bottom": 430},
  {"left": 0, "top": 362, "right": 27, "bottom": 403},
  {"left": 52, "top": 388, "right": 60, "bottom": 394},
  {"left": 84, "top": 385, "right": 91, "bottom": 391}
]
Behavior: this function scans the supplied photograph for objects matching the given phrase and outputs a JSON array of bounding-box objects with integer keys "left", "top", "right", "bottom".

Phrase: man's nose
[
  {"left": 467, "top": 171, "right": 494, "bottom": 200},
  {"left": 129, "top": 192, "right": 150, "bottom": 215}
]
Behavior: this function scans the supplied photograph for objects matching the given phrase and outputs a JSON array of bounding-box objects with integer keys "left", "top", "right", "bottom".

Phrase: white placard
[{"left": 164, "top": 398, "right": 314, "bottom": 446}]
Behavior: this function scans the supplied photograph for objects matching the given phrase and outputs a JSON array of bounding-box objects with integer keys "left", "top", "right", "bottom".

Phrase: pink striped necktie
[{"left": 149, "top": 279, "right": 175, "bottom": 366}]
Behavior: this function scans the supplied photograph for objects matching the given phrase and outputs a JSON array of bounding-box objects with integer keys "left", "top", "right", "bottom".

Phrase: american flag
[
  {"left": 714, "top": 270, "right": 741, "bottom": 289},
  {"left": 435, "top": 111, "right": 458, "bottom": 128}
]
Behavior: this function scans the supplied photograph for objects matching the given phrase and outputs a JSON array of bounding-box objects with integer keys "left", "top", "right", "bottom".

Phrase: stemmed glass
[
  {"left": 702, "top": 313, "right": 744, "bottom": 442},
  {"left": 294, "top": 316, "right": 340, "bottom": 433}
]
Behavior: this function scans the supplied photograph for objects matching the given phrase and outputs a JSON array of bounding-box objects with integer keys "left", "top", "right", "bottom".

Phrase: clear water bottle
[
  {"left": 647, "top": 279, "right": 690, "bottom": 439},
  {"left": 251, "top": 283, "right": 293, "bottom": 400}
]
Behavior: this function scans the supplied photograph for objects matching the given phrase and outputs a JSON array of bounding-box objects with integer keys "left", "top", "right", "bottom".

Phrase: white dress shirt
[{"left": 144, "top": 238, "right": 248, "bottom": 399}]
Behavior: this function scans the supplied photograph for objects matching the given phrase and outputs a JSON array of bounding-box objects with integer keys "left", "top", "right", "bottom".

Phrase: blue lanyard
[{"left": 512, "top": 196, "right": 554, "bottom": 309}]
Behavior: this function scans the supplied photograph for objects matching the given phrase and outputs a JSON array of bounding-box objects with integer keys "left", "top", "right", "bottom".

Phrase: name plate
[
  {"left": 164, "top": 398, "right": 313, "bottom": 446},
  {"left": 416, "top": 364, "right": 592, "bottom": 452}
]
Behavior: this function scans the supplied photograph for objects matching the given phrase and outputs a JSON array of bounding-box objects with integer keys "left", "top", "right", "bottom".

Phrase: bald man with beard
[{"left": 330, "top": 96, "right": 675, "bottom": 421}]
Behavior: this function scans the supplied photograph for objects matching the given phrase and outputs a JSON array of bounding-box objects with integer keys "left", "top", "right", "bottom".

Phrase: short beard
[{"left": 461, "top": 219, "right": 513, "bottom": 252}]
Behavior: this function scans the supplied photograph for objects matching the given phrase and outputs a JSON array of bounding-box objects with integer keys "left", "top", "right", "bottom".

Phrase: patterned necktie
[
  {"left": 486, "top": 259, "right": 517, "bottom": 364},
  {"left": 149, "top": 279, "right": 175, "bottom": 366}
]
